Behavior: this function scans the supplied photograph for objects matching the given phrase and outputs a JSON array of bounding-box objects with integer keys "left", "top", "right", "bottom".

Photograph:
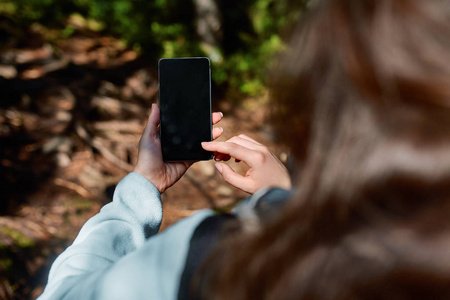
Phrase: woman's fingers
[
  {"left": 211, "top": 111, "right": 224, "bottom": 141},
  {"left": 215, "top": 163, "right": 251, "bottom": 192},
  {"left": 143, "top": 103, "right": 160, "bottom": 139},
  {"left": 209, "top": 135, "right": 261, "bottom": 162},
  {"left": 204, "top": 134, "right": 292, "bottom": 194},
  {"left": 237, "top": 134, "right": 263, "bottom": 146},
  {"left": 212, "top": 112, "right": 223, "bottom": 125},
  {"left": 202, "top": 141, "right": 257, "bottom": 166},
  {"left": 226, "top": 135, "right": 265, "bottom": 151},
  {"left": 214, "top": 152, "right": 231, "bottom": 161},
  {"left": 212, "top": 127, "right": 223, "bottom": 140}
]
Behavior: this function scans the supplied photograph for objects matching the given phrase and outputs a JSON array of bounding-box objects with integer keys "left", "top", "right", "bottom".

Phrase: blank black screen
[{"left": 159, "top": 57, "right": 212, "bottom": 161}]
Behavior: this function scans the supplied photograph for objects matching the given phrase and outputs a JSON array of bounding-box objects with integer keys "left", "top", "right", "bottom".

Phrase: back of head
[{"left": 198, "top": 0, "right": 450, "bottom": 299}]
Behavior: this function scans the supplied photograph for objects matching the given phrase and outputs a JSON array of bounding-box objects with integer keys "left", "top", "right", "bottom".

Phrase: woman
[
  {"left": 199, "top": 0, "right": 450, "bottom": 299},
  {"left": 39, "top": 0, "right": 450, "bottom": 299}
]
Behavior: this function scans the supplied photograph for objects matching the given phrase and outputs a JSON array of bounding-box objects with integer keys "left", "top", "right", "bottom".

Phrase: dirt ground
[{"left": 0, "top": 28, "right": 288, "bottom": 299}]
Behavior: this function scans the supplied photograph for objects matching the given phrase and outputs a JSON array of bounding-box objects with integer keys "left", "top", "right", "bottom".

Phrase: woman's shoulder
[
  {"left": 104, "top": 188, "right": 291, "bottom": 300},
  {"left": 177, "top": 187, "right": 292, "bottom": 299}
]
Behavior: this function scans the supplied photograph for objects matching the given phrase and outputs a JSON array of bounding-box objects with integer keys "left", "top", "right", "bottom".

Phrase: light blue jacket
[
  {"left": 38, "top": 172, "right": 289, "bottom": 299},
  {"left": 38, "top": 172, "right": 215, "bottom": 300}
]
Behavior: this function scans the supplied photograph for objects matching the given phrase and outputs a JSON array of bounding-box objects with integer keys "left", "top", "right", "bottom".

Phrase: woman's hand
[
  {"left": 133, "top": 104, "right": 224, "bottom": 194},
  {"left": 202, "top": 135, "right": 292, "bottom": 194}
]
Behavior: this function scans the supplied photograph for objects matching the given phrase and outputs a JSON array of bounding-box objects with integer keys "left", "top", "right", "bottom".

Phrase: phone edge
[{"left": 158, "top": 57, "right": 213, "bottom": 161}]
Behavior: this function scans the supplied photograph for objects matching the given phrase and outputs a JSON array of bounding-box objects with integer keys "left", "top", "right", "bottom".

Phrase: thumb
[
  {"left": 215, "top": 163, "right": 251, "bottom": 193},
  {"left": 144, "top": 103, "right": 160, "bottom": 138}
]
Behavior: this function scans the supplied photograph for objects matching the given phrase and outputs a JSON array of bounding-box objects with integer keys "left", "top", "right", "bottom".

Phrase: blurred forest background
[{"left": 0, "top": 0, "right": 308, "bottom": 298}]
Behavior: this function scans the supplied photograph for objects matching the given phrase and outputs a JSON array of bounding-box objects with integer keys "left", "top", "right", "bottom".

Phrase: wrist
[{"left": 132, "top": 167, "right": 165, "bottom": 194}]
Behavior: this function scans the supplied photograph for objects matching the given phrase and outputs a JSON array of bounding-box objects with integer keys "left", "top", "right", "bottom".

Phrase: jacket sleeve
[{"left": 38, "top": 172, "right": 164, "bottom": 299}]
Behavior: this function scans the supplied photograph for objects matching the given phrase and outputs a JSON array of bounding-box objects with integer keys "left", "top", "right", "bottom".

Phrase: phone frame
[{"left": 158, "top": 57, "right": 213, "bottom": 162}]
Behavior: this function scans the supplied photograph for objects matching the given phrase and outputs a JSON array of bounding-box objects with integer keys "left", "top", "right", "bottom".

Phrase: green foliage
[
  {"left": 0, "top": 255, "right": 13, "bottom": 272},
  {"left": 82, "top": 0, "right": 200, "bottom": 59},
  {"left": 220, "top": 33, "right": 285, "bottom": 97},
  {"left": 0, "top": 227, "right": 35, "bottom": 248},
  {"left": 213, "top": 0, "right": 299, "bottom": 97},
  {"left": 0, "top": 0, "right": 81, "bottom": 26},
  {"left": 0, "top": 0, "right": 308, "bottom": 96}
]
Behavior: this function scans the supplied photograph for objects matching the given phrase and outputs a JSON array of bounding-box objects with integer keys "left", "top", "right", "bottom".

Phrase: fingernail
[
  {"left": 219, "top": 112, "right": 223, "bottom": 117},
  {"left": 220, "top": 127, "right": 223, "bottom": 132},
  {"left": 215, "top": 163, "right": 223, "bottom": 174}
]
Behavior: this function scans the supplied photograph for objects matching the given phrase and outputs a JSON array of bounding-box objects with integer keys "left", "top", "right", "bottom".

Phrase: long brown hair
[{"left": 198, "top": 0, "right": 450, "bottom": 299}]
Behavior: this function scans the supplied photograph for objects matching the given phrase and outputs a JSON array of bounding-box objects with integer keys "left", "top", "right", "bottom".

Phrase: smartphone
[{"left": 158, "top": 57, "right": 213, "bottom": 162}]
